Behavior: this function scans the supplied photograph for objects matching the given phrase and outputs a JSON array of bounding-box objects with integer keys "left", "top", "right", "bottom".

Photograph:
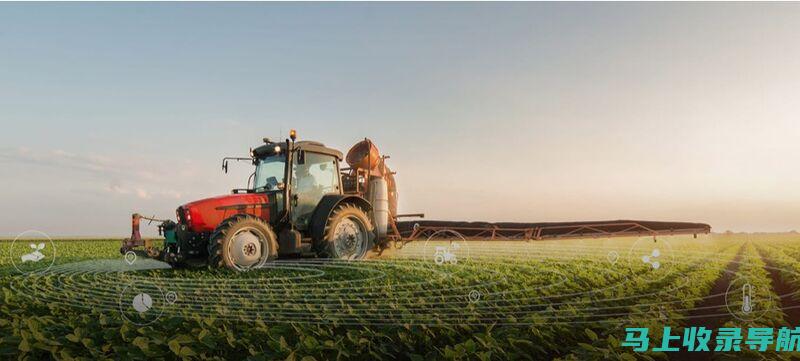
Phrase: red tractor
[{"left": 122, "top": 130, "right": 398, "bottom": 271}]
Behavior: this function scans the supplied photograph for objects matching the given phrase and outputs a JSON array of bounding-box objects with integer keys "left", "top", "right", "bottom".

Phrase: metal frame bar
[{"left": 402, "top": 221, "right": 710, "bottom": 241}]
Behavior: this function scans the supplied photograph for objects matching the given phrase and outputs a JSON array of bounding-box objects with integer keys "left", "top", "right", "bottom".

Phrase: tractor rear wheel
[
  {"left": 318, "top": 203, "right": 375, "bottom": 260},
  {"left": 207, "top": 216, "right": 277, "bottom": 271}
]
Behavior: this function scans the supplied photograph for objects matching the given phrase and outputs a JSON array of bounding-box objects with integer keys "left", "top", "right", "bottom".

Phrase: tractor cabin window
[
  {"left": 253, "top": 155, "right": 286, "bottom": 192},
  {"left": 291, "top": 152, "right": 340, "bottom": 228},
  {"left": 292, "top": 152, "right": 340, "bottom": 195}
]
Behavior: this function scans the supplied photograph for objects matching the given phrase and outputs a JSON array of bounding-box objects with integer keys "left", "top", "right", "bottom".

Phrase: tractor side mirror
[
  {"left": 297, "top": 151, "right": 306, "bottom": 165},
  {"left": 222, "top": 160, "right": 229, "bottom": 173}
]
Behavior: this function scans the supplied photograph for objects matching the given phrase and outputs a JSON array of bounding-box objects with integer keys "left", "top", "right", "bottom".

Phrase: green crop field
[{"left": 2, "top": 234, "right": 800, "bottom": 360}]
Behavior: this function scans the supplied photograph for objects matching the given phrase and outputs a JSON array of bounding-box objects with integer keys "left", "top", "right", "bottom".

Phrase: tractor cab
[{"left": 250, "top": 137, "right": 344, "bottom": 232}]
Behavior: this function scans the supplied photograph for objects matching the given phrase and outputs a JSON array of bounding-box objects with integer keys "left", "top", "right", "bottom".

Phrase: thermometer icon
[{"left": 742, "top": 283, "right": 753, "bottom": 314}]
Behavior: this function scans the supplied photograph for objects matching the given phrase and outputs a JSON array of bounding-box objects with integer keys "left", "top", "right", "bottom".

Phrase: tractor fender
[{"left": 310, "top": 194, "right": 372, "bottom": 241}]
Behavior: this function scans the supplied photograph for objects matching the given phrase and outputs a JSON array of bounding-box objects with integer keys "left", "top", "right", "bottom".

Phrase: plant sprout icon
[
  {"left": 434, "top": 243, "right": 460, "bottom": 265},
  {"left": 641, "top": 248, "right": 661, "bottom": 269},
  {"left": 20, "top": 243, "right": 46, "bottom": 263}
]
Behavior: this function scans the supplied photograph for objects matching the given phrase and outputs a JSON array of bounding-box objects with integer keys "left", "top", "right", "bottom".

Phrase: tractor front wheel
[
  {"left": 318, "top": 203, "right": 375, "bottom": 260},
  {"left": 208, "top": 216, "right": 278, "bottom": 271}
]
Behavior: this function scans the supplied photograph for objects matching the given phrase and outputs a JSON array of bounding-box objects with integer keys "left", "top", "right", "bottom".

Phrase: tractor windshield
[{"left": 253, "top": 155, "right": 286, "bottom": 191}]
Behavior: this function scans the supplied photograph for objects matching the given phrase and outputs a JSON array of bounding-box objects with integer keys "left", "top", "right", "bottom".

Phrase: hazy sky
[{"left": 2, "top": 3, "right": 800, "bottom": 237}]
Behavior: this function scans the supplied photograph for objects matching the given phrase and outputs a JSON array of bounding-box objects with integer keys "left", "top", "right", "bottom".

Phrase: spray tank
[{"left": 345, "top": 139, "right": 398, "bottom": 239}]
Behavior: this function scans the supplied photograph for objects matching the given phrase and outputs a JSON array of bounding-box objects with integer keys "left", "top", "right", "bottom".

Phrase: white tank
[{"left": 367, "top": 177, "right": 389, "bottom": 240}]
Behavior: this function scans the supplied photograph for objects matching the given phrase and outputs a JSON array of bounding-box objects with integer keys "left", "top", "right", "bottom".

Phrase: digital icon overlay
[
  {"left": 607, "top": 251, "right": 619, "bottom": 265},
  {"left": 124, "top": 251, "right": 137, "bottom": 265},
  {"left": 9, "top": 231, "right": 57, "bottom": 275},
  {"left": 742, "top": 283, "right": 754, "bottom": 314},
  {"left": 434, "top": 244, "right": 460, "bottom": 265},
  {"left": 725, "top": 276, "right": 765, "bottom": 321},
  {"left": 119, "top": 281, "right": 164, "bottom": 325},
  {"left": 132, "top": 293, "right": 153, "bottom": 313},
  {"left": 165, "top": 291, "right": 178, "bottom": 305},
  {"left": 468, "top": 290, "right": 481, "bottom": 303},
  {"left": 641, "top": 248, "right": 661, "bottom": 269},
  {"left": 21, "top": 243, "right": 46, "bottom": 263}
]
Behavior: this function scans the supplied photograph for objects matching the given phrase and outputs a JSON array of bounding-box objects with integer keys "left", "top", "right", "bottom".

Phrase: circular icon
[
  {"left": 165, "top": 291, "right": 178, "bottom": 305},
  {"left": 468, "top": 290, "right": 481, "bottom": 303},
  {"left": 641, "top": 248, "right": 661, "bottom": 269},
  {"left": 124, "top": 251, "right": 137, "bottom": 265},
  {"left": 419, "top": 229, "right": 470, "bottom": 267},
  {"left": 607, "top": 251, "right": 620, "bottom": 265},
  {"left": 9, "top": 230, "right": 56, "bottom": 275},
  {"left": 132, "top": 293, "right": 153, "bottom": 313},
  {"left": 119, "top": 281, "right": 164, "bottom": 325},
  {"left": 725, "top": 276, "right": 767, "bottom": 321},
  {"left": 627, "top": 236, "right": 674, "bottom": 280}
]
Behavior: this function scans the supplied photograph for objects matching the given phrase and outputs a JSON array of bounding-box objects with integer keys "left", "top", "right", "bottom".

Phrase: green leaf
[
  {"left": 81, "top": 338, "right": 94, "bottom": 348},
  {"left": 171, "top": 334, "right": 194, "bottom": 344},
  {"left": 584, "top": 328, "right": 598, "bottom": 341},
  {"left": 179, "top": 346, "right": 197, "bottom": 357},
  {"left": 133, "top": 336, "right": 149, "bottom": 351},
  {"left": 18, "top": 339, "right": 31, "bottom": 352},
  {"left": 303, "top": 336, "right": 318, "bottom": 349},
  {"left": 169, "top": 340, "right": 182, "bottom": 355},
  {"left": 465, "top": 339, "right": 477, "bottom": 353}
]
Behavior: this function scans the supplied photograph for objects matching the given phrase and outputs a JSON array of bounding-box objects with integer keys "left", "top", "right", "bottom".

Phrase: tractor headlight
[
  {"left": 274, "top": 145, "right": 281, "bottom": 153},
  {"left": 177, "top": 207, "right": 192, "bottom": 226}
]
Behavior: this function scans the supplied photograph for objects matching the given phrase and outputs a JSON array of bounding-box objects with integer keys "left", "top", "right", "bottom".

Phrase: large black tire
[
  {"left": 316, "top": 203, "right": 376, "bottom": 260},
  {"left": 207, "top": 215, "right": 278, "bottom": 271}
]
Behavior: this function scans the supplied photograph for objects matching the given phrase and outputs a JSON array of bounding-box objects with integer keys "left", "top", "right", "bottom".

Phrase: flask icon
[{"left": 742, "top": 283, "right": 753, "bottom": 314}]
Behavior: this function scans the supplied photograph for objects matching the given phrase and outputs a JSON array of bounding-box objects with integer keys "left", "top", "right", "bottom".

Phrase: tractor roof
[
  {"left": 253, "top": 140, "right": 343, "bottom": 160},
  {"left": 295, "top": 141, "right": 343, "bottom": 160}
]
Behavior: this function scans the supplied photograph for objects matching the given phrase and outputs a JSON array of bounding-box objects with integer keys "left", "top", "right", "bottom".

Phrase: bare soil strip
[
  {"left": 756, "top": 247, "right": 800, "bottom": 326},
  {"left": 685, "top": 247, "right": 744, "bottom": 329},
  {"left": 672, "top": 246, "right": 744, "bottom": 360}
]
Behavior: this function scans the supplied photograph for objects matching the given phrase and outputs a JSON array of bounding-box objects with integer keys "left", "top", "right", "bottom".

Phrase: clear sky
[{"left": 2, "top": 3, "right": 799, "bottom": 237}]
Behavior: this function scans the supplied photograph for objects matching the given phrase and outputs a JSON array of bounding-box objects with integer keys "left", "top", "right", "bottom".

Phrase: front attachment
[{"left": 120, "top": 213, "right": 174, "bottom": 259}]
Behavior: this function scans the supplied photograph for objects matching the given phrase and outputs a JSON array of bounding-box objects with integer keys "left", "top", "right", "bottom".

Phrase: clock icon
[
  {"left": 119, "top": 282, "right": 164, "bottom": 325},
  {"left": 132, "top": 293, "right": 153, "bottom": 313}
]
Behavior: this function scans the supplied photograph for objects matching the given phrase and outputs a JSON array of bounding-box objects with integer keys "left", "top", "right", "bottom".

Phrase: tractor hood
[{"left": 179, "top": 193, "right": 270, "bottom": 233}]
